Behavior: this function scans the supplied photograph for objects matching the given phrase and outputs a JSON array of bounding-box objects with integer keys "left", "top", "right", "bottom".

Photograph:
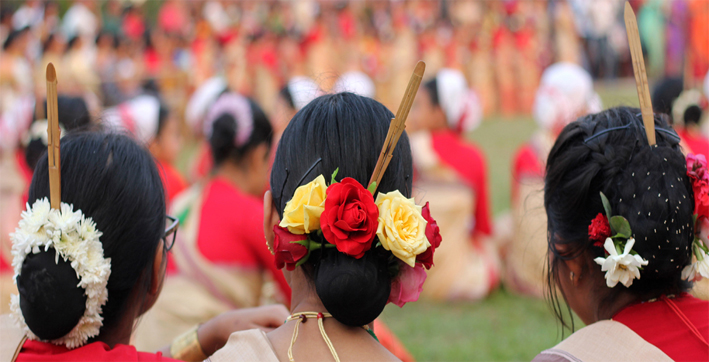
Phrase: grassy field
[{"left": 378, "top": 81, "right": 638, "bottom": 361}]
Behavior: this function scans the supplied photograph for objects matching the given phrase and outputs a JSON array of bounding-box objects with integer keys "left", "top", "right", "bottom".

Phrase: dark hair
[
  {"left": 42, "top": 33, "right": 56, "bottom": 53},
  {"left": 209, "top": 98, "right": 273, "bottom": 166},
  {"left": 19, "top": 132, "right": 165, "bottom": 340},
  {"left": 684, "top": 105, "right": 703, "bottom": 127},
  {"left": 26, "top": 96, "right": 92, "bottom": 170},
  {"left": 156, "top": 102, "right": 170, "bottom": 136},
  {"left": 279, "top": 86, "right": 296, "bottom": 110},
  {"left": 651, "top": 77, "right": 683, "bottom": 118},
  {"left": 3, "top": 26, "right": 29, "bottom": 50},
  {"left": 544, "top": 107, "right": 693, "bottom": 331},
  {"left": 423, "top": 78, "right": 440, "bottom": 107},
  {"left": 271, "top": 92, "right": 413, "bottom": 326},
  {"left": 66, "top": 35, "right": 80, "bottom": 51}
]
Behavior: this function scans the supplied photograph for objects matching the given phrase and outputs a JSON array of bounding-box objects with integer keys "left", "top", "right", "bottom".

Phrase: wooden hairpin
[
  {"left": 46, "top": 63, "right": 61, "bottom": 209},
  {"left": 624, "top": 2, "right": 655, "bottom": 146},
  {"left": 368, "top": 61, "right": 426, "bottom": 190}
]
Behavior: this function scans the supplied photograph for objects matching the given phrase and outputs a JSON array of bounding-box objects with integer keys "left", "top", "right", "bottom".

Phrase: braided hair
[{"left": 544, "top": 106, "right": 694, "bottom": 330}]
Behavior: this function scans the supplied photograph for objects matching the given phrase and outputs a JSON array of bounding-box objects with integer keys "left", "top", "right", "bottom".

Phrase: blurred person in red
[
  {"left": 102, "top": 92, "right": 187, "bottom": 208},
  {"left": 505, "top": 62, "right": 601, "bottom": 297},
  {"left": 133, "top": 92, "right": 289, "bottom": 352},
  {"left": 673, "top": 90, "right": 709, "bottom": 157},
  {"left": 407, "top": 68, "right": 498, "bottom": 301}
]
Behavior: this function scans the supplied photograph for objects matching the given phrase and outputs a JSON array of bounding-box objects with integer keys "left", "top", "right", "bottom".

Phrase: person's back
[
  {"left": 535, "top": 107, "right": 709, "bottom": 361},
  {"left": 211, "top": 92, "right": 443, "bottom": 361}
]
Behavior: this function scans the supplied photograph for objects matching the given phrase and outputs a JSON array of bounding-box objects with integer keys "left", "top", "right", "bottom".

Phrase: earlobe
[{"left": 263, "top": 191, "right": 280, "bottom": 252}]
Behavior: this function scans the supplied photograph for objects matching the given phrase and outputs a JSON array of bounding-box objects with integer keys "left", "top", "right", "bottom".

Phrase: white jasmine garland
[
  {"left": 10, "top": 198, "right": 111, "bottom": 349},
  {"left": 594, "top": 238, "right": 648, "bottom": 288}
]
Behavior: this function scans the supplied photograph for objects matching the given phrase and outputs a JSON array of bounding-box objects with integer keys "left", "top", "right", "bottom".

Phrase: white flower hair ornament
[
  {"left": 10, "top": 63, "right": 111, "bottom": 349},
  {"left": 591, "top": 192, "right": 649, "bottom": 288},
  {"left": 10, "top": 198, "right": 111, "bottom": 349}
]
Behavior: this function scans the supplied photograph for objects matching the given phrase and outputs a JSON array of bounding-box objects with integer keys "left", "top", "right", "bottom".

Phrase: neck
[
  {"left": 93, "top": 302, "right": 140, "bottom": 348},
  {"left": 288, "top": 269, "right": 328, "bottom": 315},
  {"left": 595, "top": 291, "right": 638, "bottom": 322},
  {"left": 215, "top": 161, "right": 251, "bottom": 195}
]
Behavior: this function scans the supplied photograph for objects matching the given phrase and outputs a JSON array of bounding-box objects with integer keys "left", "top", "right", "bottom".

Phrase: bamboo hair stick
[
  {"left": 624, "top": 2, "right": 655, "bottom": 146},
  {"left": 46, "top": 63, "right": 61, "bottom": 209}
]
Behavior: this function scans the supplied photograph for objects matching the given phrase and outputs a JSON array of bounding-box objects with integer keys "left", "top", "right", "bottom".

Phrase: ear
[
  {"left": 138, "top": 241, "right": 165, "bottom": 316},
  {"left": 555, "top": 243, "right": 584, "bottom": 286},
  {"left": 263, "top": 191, "right": 280, "bottom": 252},
  {"left": 150, "top": 241, "right": 165, "bottom": 295}
]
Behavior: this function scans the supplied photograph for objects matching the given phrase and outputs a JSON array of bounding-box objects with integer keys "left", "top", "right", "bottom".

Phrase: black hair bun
[
  {"left": 17, "top": 248, "right": 87, "bottom": 340},
  {"left": 313, "top": 249, "right": 391, "bottom": 327}
]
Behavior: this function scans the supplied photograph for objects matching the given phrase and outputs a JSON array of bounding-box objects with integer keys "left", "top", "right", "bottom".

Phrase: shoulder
[
  {"left": 532, "top": 349, "right": 581, "bottom": 362},
  {"left": 208, "top": 329, "right": 278, "bottom": 362},
  {"left": 547, "top": 320, "right": 672, "bottom": 362}
]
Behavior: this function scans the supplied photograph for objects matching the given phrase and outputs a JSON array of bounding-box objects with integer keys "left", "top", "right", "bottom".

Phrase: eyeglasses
[{"left": 163, "top": 215, "right": 179, "bottom": 252}]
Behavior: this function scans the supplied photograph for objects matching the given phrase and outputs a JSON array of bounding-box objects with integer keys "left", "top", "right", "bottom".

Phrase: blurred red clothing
[
  {"left": 156, "top": 161, "right": 187, "bottom": 208},
  {"left": 613, "top": 293, "right": 709, "bottom": 361},
  {"left": 17, "top": 340, "right": 178, "bottom": 362},
  {"left": 677, "top": 128, "right": 709, "bottom": 157},
  {"left": 511, "top": 143, "right": 544, "bottom": 203},
  {"left": 195, "top": 177, "right": 290, "bottom": 299},
  {"left": 431, "top": 130, "right": 492, "bottom": 237}
]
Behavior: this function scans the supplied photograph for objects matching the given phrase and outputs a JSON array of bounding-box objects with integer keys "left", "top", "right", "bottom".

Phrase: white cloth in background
[
  {"left": 102, "top": 95, "right": 161, "bottom": 145},
  {"left": 533, "top": 62, "right": 602, "bottom": 131},
  {"left": 435, "top": 68, "right": 482, "bottom": 133},
  {"left": 287, "top": 76, "right": 322, "bottom": 110},
  {"left": 333, "top": 71, "right": 375, "bottom": 99},
  {"left": 11, "top": 4, "right": 43, "bottom": 30},
  {"left": 61, "top": 3, "right": 97, "bottom": 40},
  {"left": 185, "top": 77, "right": 228, "bottom": 134}
]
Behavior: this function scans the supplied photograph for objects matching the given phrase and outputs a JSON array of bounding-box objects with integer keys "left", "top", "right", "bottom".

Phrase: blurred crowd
[{"left": 2, "top": 0, "right": 708, "bottom": 141}]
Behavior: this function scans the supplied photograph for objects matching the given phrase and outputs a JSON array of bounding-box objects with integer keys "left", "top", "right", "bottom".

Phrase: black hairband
[{"left": 583, "top": 114, "right": 681, "bottom": 144}]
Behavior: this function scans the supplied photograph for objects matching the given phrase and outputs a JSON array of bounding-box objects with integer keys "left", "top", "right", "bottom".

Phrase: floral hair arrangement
[
  {"left": 10, "top": 198, "right": 111, "bottom": 349},
  {"left": 682, "top": 153, "right": 709, "bottom": 281},
  {"left": 272, "top": 169, "right": 442, "bottom": 307},
  {"left": 589, "top": 192, "right": 649, "bottom": 288}
]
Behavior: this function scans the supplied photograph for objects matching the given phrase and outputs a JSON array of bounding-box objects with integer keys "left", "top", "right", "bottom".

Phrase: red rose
[
  {"left": 588, "top": 213, "right": 611, "bottom": 247},
  {"left": 273, "top": 225, "right": 308, "bottom": 271},
  {"left": 417, "top": 202, "right": 442, "bottom": 269},
  {"left": 687, "top": 154, "right": 709, "bottom": 219},
  {"left": 320, "top": 177, "right": 379, "bottom": 259}
]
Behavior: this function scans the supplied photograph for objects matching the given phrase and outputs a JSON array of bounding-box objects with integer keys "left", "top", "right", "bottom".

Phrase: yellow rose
[
  {"left": 280, "top": 174, "right": 327, "bottom": 234},
  {"left": 375, "top": 190, "right": 430, "bottom": 267}
]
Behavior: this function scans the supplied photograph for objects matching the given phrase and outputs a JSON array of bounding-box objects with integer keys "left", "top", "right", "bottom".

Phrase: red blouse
[
  {"left": 511, "top": 143, "right": 544, "bottom": 203},
  {"left": 17, "top": 340, "right": 179, "bottom": 362},
  {"left": 678, "top": 128, "right": 709, "bottom": 158},
  {"left": 613, "top": 293, "right": 709, "bottom": 361},
  {"left": 156, "top": 161, "right": 187, "bottom": 207},
  {"left": 431, "top": 130, "right": 492, "bottom": 237},
  {"left": 195, "top": 178, "right": 290, "bottom": 299}
]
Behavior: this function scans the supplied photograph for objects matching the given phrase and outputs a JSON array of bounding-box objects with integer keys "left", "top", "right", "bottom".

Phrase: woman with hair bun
[
  {"left": 534, "top": 107, "right": 709, "bottom": 361},
  {"left": 133, "top": 92, "right": 289, "bottom": 351},
  {"left": 1, "top": 131, "right": 288, "bottom": 361},
  {"left": 102, "top": 94, "right": 187, "bottom": 207},
  {"left": 505, "top": 62, "right": 602, "bottom": 297},
  {"left": 209, "top": 92, "right": 443, "bottom": 361},
  {"left": 406, "top": 68, "right": 498, "bottom": 301}
]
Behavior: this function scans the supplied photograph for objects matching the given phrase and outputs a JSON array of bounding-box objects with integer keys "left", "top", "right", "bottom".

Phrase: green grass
[{"left": 381, "top": 289, "right": 578, "bottom": 362}]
